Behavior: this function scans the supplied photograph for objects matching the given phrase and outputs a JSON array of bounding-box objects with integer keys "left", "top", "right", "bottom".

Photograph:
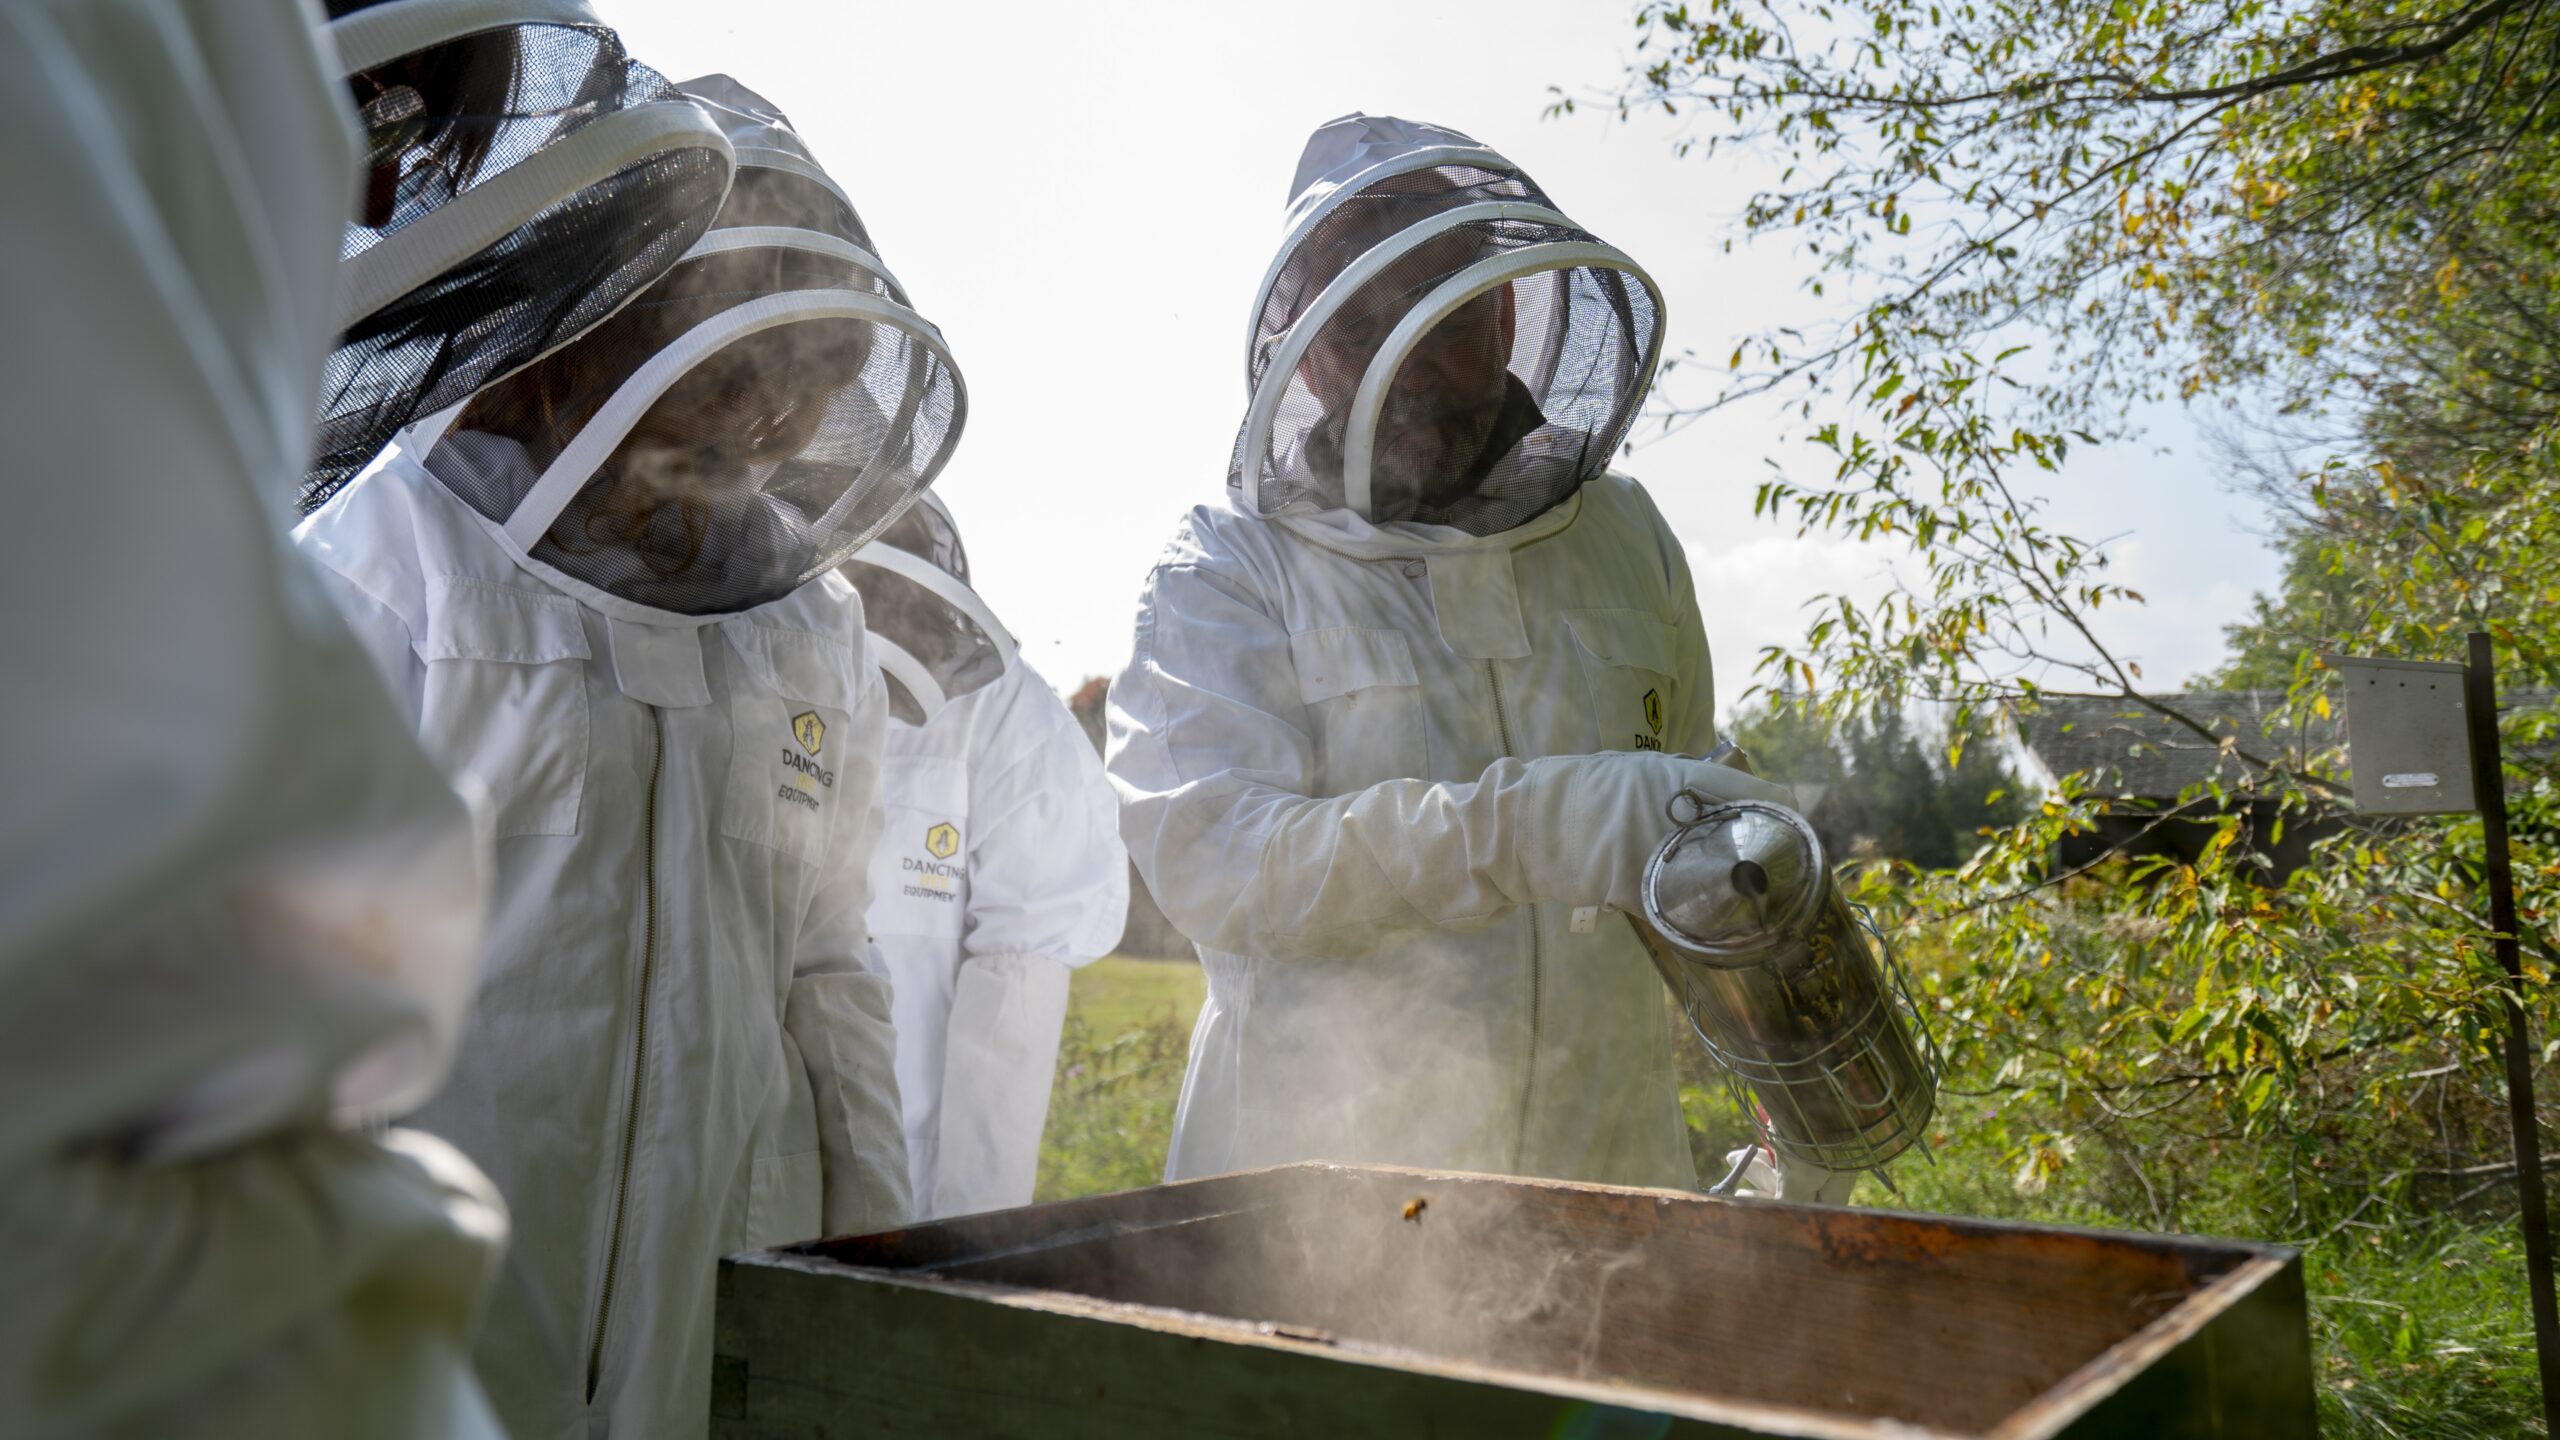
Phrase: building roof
[
  {"left": 2013, "top": 688, "right": 2557, "bottom": 800},
  {"left": 2012, "top": 692, "right": 2334, "bottom": 798}
]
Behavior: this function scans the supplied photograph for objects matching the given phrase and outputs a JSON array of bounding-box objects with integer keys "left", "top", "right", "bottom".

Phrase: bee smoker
[{"left": 1632, "top": 748, "right": 1940, "bottom": 1190}]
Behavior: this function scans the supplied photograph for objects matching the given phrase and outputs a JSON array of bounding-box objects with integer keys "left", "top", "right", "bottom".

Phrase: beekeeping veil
[
  {"left": 840, "top": 492, "right": 1017, "bottom": 725},
  {"left": 1232, "top": 114, "right": 1665, "bottom": 536},
  {"left": 416, "top": 73, "right": 966, "bottom": 621},
  {"left": 304, "top": 0, "right": 737, "bottom": 513}
]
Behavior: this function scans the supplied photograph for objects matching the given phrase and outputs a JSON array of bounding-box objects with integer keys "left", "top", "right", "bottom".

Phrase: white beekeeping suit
[
  {"left": 842, "top": 495, "right": 1127, "bottom": 1217},
  {"left": 1108, "top": 113, "right": 1791, "bottom": 1188},
  {"left": 296, "top": 73, "right": 963, "bottom": 1437},
  {"left": 0, "top": 2, "right": 503, "bottom": 1436}
]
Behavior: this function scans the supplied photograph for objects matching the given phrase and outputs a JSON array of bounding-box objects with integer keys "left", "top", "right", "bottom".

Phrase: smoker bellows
[{"left": 712, "top": 1163, "right": 2315, "bottom": 1438}]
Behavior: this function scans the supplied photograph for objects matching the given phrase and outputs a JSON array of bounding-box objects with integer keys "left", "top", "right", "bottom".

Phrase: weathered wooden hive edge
[{"left": 712, "top": 1163, "right": 2314, "bottom": 1440}]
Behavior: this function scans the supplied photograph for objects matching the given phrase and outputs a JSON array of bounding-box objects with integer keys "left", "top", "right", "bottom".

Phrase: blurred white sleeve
[
  {"left": 0, "top": 5, "right": 500, "bottom": 1435},
  {"left": 0, "top": 0, "right": 482, "bottom": 1162},
  {"left": 929, "top": 661, "right": 1126, "bottom": 1215}
]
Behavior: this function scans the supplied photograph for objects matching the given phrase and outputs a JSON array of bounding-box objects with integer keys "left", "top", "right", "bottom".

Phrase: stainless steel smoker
[{"left": 1632, "top": 750, "right": 1940, "bottom": 1188}]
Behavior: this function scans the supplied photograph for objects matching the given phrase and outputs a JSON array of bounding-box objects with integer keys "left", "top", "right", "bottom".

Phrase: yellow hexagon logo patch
[
  {"left": 1642, "top": 688, "right": 1664, "bottom": 736},
  {"left": 791, "top": 710, "right": 826, "bottom": 755},
  {"left": 925, "top": 822, "right": 960, "bottom": 860}
]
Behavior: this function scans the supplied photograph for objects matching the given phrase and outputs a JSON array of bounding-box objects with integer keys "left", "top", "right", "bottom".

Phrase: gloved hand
[
  {"left": 1513, "top": 750, "right": 1795, "bottom": 916},
  {"left": 1720, "top": 1144, "right": 1859, "bottom": 1204},
  {"left": 1719, "top": 1144, "right": 1783, "bottom": 1198}
]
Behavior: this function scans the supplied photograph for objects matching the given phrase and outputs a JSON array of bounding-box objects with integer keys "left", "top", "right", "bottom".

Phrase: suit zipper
[
  {"left": 587, "top": 705, "right": 664, "bottom": 1401},
  {"left": 1486, "top": 659, "right": 1542, "bottom": 1171}
]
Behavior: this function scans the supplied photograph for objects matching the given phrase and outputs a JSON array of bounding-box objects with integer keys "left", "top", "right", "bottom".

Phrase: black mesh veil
[
  {"left": 1230, "top": 118, "right": 1665, "bottom": 536},
  {"left": 839, "top": 493, "right": 1015, "bottom": 725},
  {"left": 418, "top": 74, "right": 966, "bottom": 620},
  {"left": 304, "top": 0, "right": 736, "bottom": 513}
]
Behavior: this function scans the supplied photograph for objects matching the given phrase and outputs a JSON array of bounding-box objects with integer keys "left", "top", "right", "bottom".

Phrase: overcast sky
[{"left": 609, "top": 0, "right": 2284, "bottom": 707}]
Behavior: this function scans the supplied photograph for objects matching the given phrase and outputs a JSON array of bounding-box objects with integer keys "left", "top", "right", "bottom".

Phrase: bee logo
[
  {"left": 1642, "top": 688, "right": 1664, "bottom": 736},
  {"left": 791, "top": 710, "right": 826, "bottom": 755},
  {"left": 925, "top": 822, "right": 960, "bottom": 860}
]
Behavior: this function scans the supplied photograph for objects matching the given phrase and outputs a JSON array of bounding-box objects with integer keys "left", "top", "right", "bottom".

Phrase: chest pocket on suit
[
  {"left": 1563, "top": 608, "right": 1682, "bottom": 755},
  {"left": 867, "top": 755, "right": 969, "bottom": 941},
  {"left": 1290, "top": 626, "right": 1428, "bottom": 793},
  {"left": 720, "top": 621, "right": 861, "bottom": 866},
  {"left": 416, "top": 577, "right": 589, "bottom": 837}
]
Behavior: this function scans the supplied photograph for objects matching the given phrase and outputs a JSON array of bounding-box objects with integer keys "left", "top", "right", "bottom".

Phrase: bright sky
[{"left": 610, "top": 0, "right": 2282, "bottom": 707}]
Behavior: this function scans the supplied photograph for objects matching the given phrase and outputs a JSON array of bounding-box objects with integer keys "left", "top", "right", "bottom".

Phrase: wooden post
[{"left": 2465, "top": 629, "right": 2560, "bottom": 1436}]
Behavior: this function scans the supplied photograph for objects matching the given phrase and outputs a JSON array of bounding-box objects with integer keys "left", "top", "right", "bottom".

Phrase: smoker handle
[
  {"left": 1702, "top": 738, "right": 1755, "bottom": 775},
  {"left": 1662, "top": 739, "right": 1762, "bottom": 829}
]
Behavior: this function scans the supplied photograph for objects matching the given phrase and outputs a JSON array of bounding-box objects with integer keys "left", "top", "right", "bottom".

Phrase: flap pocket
[
  {"left": 1289, "top": 626, "right": 1421, "bottom": 706},
  {"left": 720, "top": 621, "right": 866, "bottom": 865},
  {"left": 414, "top": 576, "right": 588, "bottom": 837},
  {"left": 1563, "top": 608, "right": 1679, "bottom": 675},
  {"left": 419, "top": 576, "right": 590, "bottom": 664},
  {"left": 722, "top": 620, "right": 866, "bottom": 713},
  {"left": 744, "top": 1149, "right": 824, "bottom": 1250},
  {"left": 881, "top": 753, "right": 968, "bottom": 817}
]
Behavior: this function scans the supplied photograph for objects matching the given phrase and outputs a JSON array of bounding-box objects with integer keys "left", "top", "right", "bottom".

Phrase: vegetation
[
  {"left": 1035, "top": 957, "right": 1201, "bottom": 1203},
  {"left": 1726, "top": 696, "right": 2026, "bottom": 864},
  {"left": 1543, "top": 0, "right": 2560, "bottom": 1431}
]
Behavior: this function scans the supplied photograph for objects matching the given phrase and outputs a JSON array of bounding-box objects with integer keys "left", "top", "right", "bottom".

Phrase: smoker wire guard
[{"left": 1643, "top": 787, "right": 1948, "bottom": 1190}]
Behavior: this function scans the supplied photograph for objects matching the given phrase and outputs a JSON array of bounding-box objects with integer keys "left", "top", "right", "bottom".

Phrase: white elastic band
[
  {"left": 1246, "top": 145, "right": 1519, "bottom": 375},
  {"left": 406, "top": 399, "right": 468, "bottom": 454},
  {"left": 1234, "top": 201, "right": 1572, "bottom": 518},
  {"left": 1338, "top": 240, "right": 1662, "bottom": 517},
  {"left": 812, "top": 343, "right": 932, "bottom": 536},
  {"left": 499, "top": 288, "right": 956, "bottom": 550},
  {"left": 731, "top": 141, "right": 861, "bottom": 218},
  {"left": 336, "top": 100, "right": 733, "bottom": 327},
  {"left": 869, "top": 634, "right": 950, "bottom": 722},
  {"left": 842, "top": 541, "right": 1019, "bottom": 669},
  {"left": 680, "top": 225, "right": 906, "bottom": 303},
  {"left": 328, "top": 0, "right": 600, "bottom": 76}
]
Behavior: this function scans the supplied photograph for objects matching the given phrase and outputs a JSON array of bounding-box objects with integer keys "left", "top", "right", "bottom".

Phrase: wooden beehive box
[{"left": 712, "top": 1163, "right": 2314, "bottom": 1438}]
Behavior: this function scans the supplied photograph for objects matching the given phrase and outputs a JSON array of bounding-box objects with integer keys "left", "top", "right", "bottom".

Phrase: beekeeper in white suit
[
  {"left": 842, "top": 494, "right": 1127, "bottom": 1218},
  {"left": 1108, "top": 113, "right": 1799, "bottom": 1191},
  {"left": 296, "top": 73, "right": 954, "bottom": 1437},
  {"left": 0, "top": 2, "right": 508, "bottom": 1434}
]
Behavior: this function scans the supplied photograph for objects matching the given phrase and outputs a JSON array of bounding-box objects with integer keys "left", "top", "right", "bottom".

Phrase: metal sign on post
[
  {"left": 2333, "top": 635, "right": 2559, "bottom": 1436},
  {"left": 2327, "top": 653, "right": 2472, "bottom": 814}
]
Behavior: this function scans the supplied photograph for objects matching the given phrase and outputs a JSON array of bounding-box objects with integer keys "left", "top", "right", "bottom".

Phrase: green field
[
  {"left": 1034, "top": 955, "right": 1204, "bottom": 1201},
  {"left": 1063, "top": 953, "right": 1205, "bottom": 1040}
]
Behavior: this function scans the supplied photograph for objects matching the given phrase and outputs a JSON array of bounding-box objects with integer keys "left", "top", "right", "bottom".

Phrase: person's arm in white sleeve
[
  {"left": 0, "top": 4, "right": 502, "bottom": 1434},
  {"left": 782, "top": 659, "right": 913, "bottom": 1235},
  {"left": 932, "top": 662, "right": 1129, "bottom": 1216},
  {"left": 1106, "top": 525, "right": 1790, "bottom": 964}
]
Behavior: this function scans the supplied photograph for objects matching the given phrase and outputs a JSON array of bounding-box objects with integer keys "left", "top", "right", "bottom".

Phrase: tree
[
  {"left": 1730, "top": 698, "right": 2024, "bottom": 866},
  {"left": 1574, "top": 4, "right": 2560, "bottom": 1430},
  {"left": 1555, "top": 0, "right": 2560, "bottom": 718}
]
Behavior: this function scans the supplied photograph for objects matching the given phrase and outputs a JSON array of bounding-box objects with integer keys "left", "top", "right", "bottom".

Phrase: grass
[
  {"left": 1064, "top": 953, "right": 1205, "bottom": 1041},
  {"left": 1034, "top": 952, "right": 2546, "bottom": 1436},
  {"left": 1034, "top": 955, "right": 1203, "bottom": 1202}
]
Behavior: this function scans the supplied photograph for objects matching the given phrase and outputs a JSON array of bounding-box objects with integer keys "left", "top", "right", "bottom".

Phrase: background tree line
[{"left": 1728, "top": 698, "right": 2026, "bottom": 867}]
